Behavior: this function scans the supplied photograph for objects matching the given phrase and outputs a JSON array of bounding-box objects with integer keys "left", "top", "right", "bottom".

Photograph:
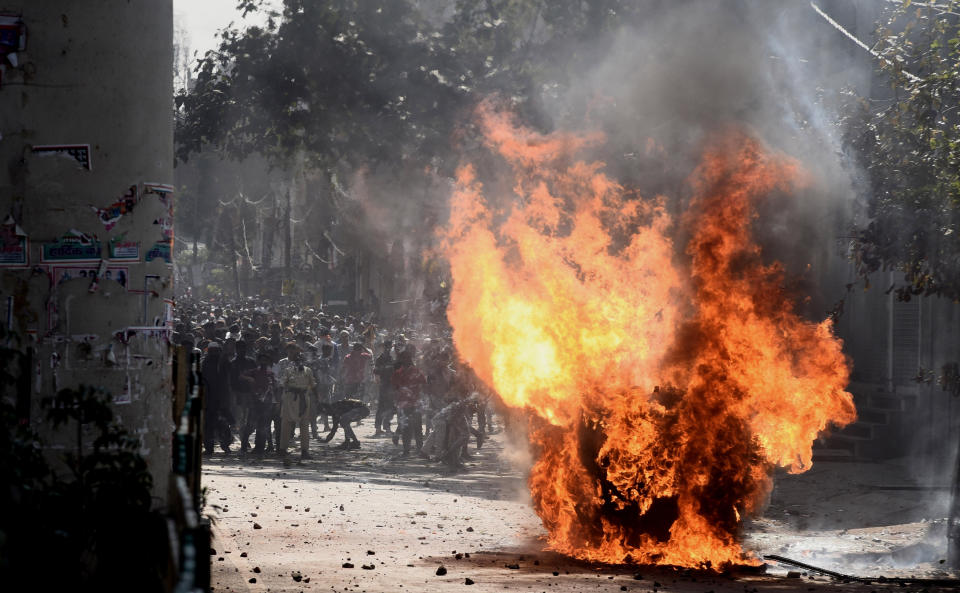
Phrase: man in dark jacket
[
  {"left": 240, "top": 351, "right": 276, "bottom": 456},
  {"left": 391, "top": 348, "right": 426, "bottom": 456},
  {"left": 231, "top": 340, "right": 258, "bottom": 455},
  {"left": 201, "top": 342, "right": 233, "bottom": 454},
  {"left": 373, "top": 340, "right": 395, "bottom": 436}
]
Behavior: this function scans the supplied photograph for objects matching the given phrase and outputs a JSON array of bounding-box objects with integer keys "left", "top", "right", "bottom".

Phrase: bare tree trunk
[
  {"left": 195, "top": 157, "right": 213, "bottom": 264},
  {"left": 284, "top": 185, "right": 292, "bottom": 279},
  {"left": 261, "top": 195, "right": 275, "bottom": 268},
  {"left": 228, "top": 208, "right": 242, "bottom": 300}
]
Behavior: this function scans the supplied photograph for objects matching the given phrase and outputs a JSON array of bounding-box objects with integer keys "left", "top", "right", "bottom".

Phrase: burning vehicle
[{"left": 442, "top": 104, "right": 857, "bottom": 569}]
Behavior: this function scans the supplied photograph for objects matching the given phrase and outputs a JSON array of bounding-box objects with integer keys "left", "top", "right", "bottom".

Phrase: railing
[
  {"left": 168, "top": 345, "right": 209, "bottom": 593},
  {"left": 950, "top": 438, "right": 960, "bottom": 569}
]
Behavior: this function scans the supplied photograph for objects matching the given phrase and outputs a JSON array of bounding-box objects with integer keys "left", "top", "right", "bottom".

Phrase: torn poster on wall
[
  {"left": 91, "top": 184, "right": 138, "bottom": 231},
  {"left": 53, "top": 265, "right": 129, "bottom": 290},
  {"left": 42, "top": 230, "right": 100, "bottom": 263},
  {"left": 152, "top": 216, "right": 173, "bottom": 241},
  {"left": 115, "top": 374, "right": 132, "bottom": 404},
  {"left": 31, "top": 144, "right": 91, "bottom": 170},
  {"left": 0, "top": 15, "right": 27, "bottom": 89},
  {"left": 145, "top": 240, "right": 171, "bottom": 264},
  {"left": 144, "top": 183, "right": 174, "bottom": 240},
  {"left": 113, "top": 325, "right": 171, "bottom": 344},
  {"left": 0, "top": 215, "right": 28, "bottom": 267},
  {"left": 0, "top": 15, "right": 27, "bottom": 54},
  {"left": 142, "top": 182, "right": 174, "bottom": 203},
  {"left": 164, "top": 298, "right": 175, "bottom": 328},
  {"left": 86, "top": 259, "right": 108, "bottom": 293},
  {"left": 4, "top": 295, "right": 11, "bottom": 344},
  {"left": 108, "top": 234, "right": 140, "bottom": 262}
]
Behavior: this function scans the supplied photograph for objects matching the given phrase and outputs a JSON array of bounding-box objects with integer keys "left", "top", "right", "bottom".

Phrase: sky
[{"left": 174, "top": 0, "right": 263, "bottom": 56}]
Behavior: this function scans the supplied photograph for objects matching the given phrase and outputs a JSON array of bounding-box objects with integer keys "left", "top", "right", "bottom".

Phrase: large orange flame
[{"left": 442, "top": 105, "right": 856, "bottom": 568}]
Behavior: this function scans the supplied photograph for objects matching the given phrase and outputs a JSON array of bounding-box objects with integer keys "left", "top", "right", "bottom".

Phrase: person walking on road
[{"left": 277, "top": 342, "right": 316, "bottom": 463}]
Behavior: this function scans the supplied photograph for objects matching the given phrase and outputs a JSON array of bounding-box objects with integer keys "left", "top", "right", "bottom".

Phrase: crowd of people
[{"left": 171, "top": 297, "right": 497, "bottom": 469}]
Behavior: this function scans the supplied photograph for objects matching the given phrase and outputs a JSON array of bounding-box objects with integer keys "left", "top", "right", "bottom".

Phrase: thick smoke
[
  {"left": 347, "top": 1, "right": 872, "bottom": 313},
  {"left": 539, "top": 1, "right": 868, "bottom": 295},
  {"left": 339, "top": 1, "right": 872, "bottom": 306}
]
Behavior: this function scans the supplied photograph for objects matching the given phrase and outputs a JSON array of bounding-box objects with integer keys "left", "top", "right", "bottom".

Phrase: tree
[
  {"left": 175, "top": 0, "right": 467, "bottom": 170},
  {"left": 843, "top": 1, "right": 960, "bottom": 301},
  {"left": 172, "top": 0, "right": 653, "bottom": 297},
  {"left": 174, "top": 0, "right": 649, "bottom": 171}
]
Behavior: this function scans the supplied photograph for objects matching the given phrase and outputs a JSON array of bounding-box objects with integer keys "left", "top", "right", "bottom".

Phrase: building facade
[{"left": 0, "top": 1, "right": 175, "bottom": 504}]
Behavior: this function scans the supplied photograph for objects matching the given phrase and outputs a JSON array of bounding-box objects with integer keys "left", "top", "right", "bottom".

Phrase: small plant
[
  {"left": 43, "top": 386, "right": 154, "bottom": 515},
  {"left": 0, "top": 384, "right": 166, "bottom": 591}
]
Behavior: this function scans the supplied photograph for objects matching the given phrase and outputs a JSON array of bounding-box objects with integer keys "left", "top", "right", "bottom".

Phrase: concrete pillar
[{"left": 0, "top": 1, "right": 174, "bottom": 505}]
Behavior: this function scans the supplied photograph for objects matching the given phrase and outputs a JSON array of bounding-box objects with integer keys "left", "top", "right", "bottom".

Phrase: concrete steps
[
  {"left": 811, "top": 447, "right": 856, "bottom": 462},
  {"left": 811, "top": 382, "right": 914, "bottom": 461}
]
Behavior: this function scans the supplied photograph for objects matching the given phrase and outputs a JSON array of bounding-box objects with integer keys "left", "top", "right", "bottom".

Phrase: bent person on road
[{"left": 317, "top": 398, "right": 370, "bottom": 449}]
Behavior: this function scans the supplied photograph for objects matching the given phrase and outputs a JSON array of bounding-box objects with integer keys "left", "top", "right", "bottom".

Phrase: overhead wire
[{"left": 810, "top": 2, "right": 922, "bottom": 85}]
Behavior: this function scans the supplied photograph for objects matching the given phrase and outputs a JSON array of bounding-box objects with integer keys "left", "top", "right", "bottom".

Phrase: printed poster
[
  {"left": 145, "top": 240, "right": 171, "bottom": 264},
  {"left": 53, "top": 264, "right": 129, "bottom": 290},
  {"left": 108, "top": 234, "right": 140, "bottom": 262},
  {"left": 0, "top": 215, "right": 28, "bottom": 267},
  {"left": 42, "top": 230, "right": 100, "bottom": 263}
]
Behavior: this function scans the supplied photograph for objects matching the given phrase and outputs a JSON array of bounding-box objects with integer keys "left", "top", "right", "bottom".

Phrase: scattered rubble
[{"left": 206, "top": 426, "right": 956, "bottom": 593}]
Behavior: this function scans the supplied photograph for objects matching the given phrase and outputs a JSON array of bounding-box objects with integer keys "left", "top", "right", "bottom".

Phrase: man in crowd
[
  {"left": 172, "top": 295, "right": 500, "bottom": 471},
  {"left": 391, "top": 348, "right": 426, "bottom": 456},
  {"left": 276, "top": 342, "right": 316, "bottom": 463},
  {"left": 239, "top": 351, "right": 276, "bottom": 456},
  {"left": 373, "top": 339, "right": 395, "bottom": 436},
  {"left": 341, "top": 342, "right": 372, "bottom": 400},
  {"left": 201, "top": 342, "right": 233, "bottom": 455},
  {"left": 312, "top": 342, "right": 337, "bottom": 436},
  {"left": 230, "top": 340, "right": 258, "bottom": 456}
]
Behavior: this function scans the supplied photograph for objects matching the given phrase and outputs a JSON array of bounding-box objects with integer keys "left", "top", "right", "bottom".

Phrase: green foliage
[
  {"left": 174, "top": 0, "right": 646, "bottom": 172},
  {"left": 176, "top": 0, "right": 464, "bottom": 169},
  {"left": 0, "top": 384, "right": 164, "bottom": 590},
  {"left": 174, "top": 242, "right": 209, "bottom": 266},
  {"left": 843, "top": 1, "right": 960, "bottom": 300},
  {"left": 172, "top": 0, "right": 651, "bottom": 293},
  {"left": 43, "top": 386, "right": 154, "bottom": 513}
]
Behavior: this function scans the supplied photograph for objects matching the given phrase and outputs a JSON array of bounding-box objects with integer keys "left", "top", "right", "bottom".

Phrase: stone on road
[{"left": 205, "top": 423, "right": 952, "bottom": 592}]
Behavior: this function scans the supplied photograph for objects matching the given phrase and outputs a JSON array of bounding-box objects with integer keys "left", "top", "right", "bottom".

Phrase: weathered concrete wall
[{"left": 0, "top": 1, "right": 174, "bottom": 505}]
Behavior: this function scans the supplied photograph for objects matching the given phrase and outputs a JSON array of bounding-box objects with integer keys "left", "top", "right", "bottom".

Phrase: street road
[{"left": 205, "top": 423, "right": 955, "bottom": 592}]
